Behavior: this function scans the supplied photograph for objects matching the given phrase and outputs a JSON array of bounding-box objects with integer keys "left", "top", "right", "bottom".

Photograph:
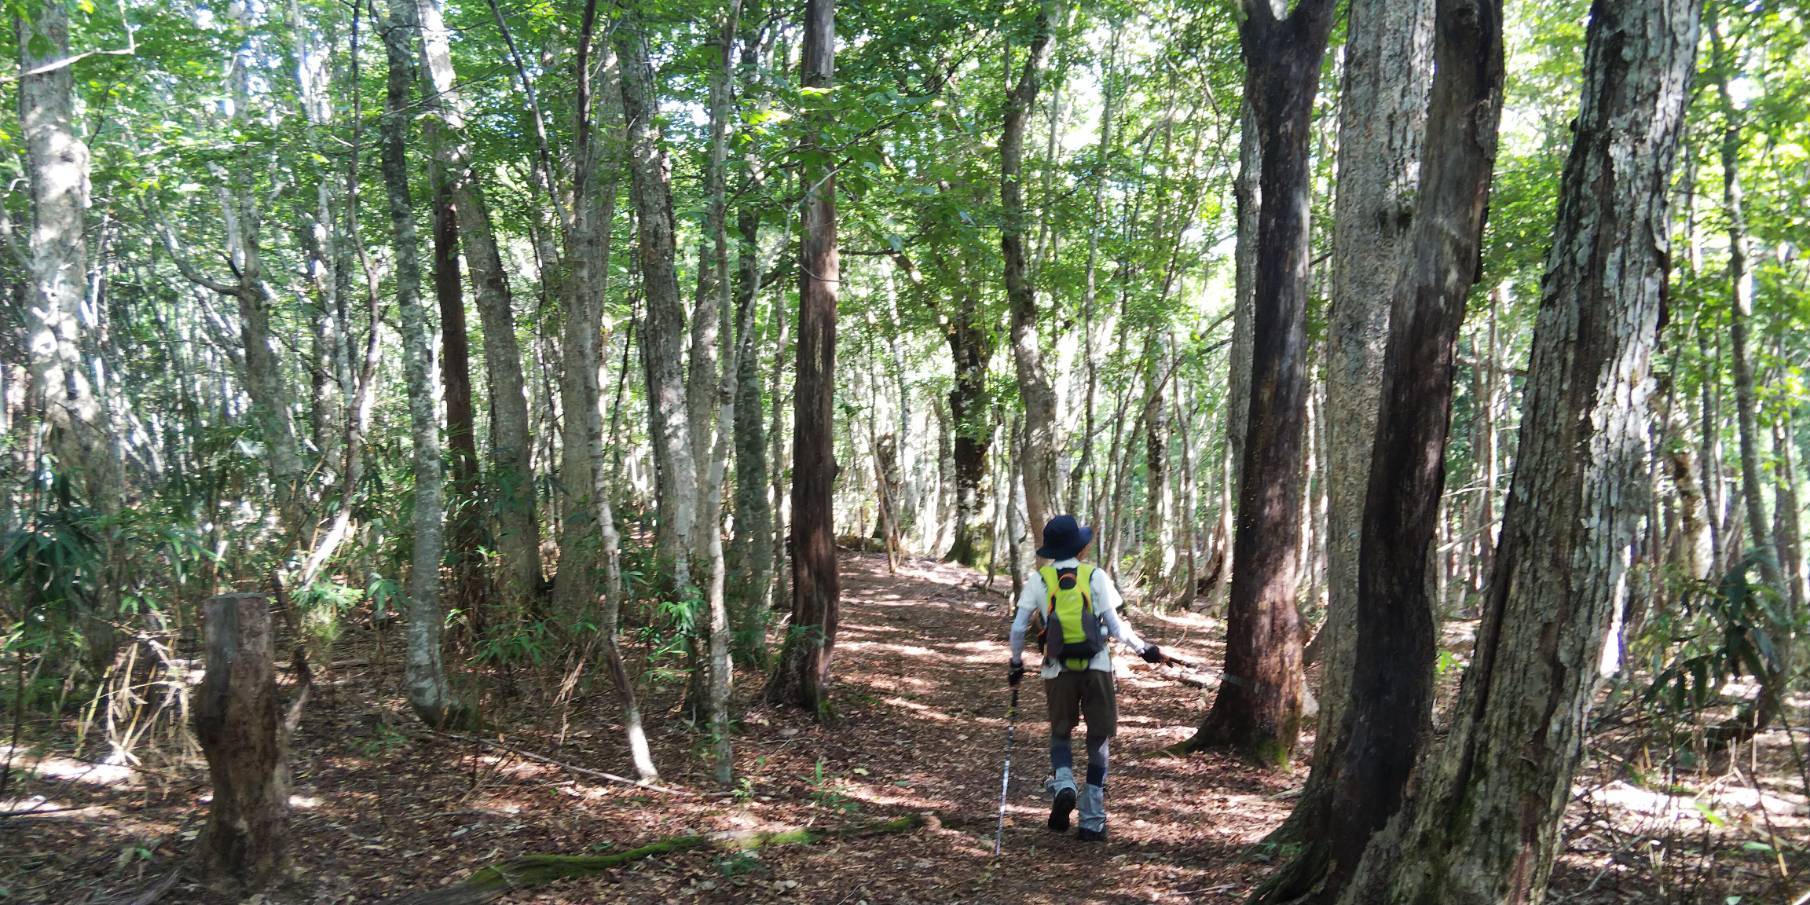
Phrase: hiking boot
[
  {"left": 1077, "top": 827, "right": 1107, "bottom": 843},
  {"left": 1048, "top": 787, "right": 1076, "bottom": 832}
]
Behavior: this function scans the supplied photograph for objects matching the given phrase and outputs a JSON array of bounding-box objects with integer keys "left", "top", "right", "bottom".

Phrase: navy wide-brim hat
[{"left": 1037, "top": 515, "right": 1095, "bottom": 561}]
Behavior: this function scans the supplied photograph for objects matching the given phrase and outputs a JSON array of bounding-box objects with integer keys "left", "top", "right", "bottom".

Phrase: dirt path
[
  {"left": 8, "top": 552, "right": 1795, "bottom": 903},
  {"left": 2, "top": 553, "right": 1298, "bottom": 904},
  {"left": 730, "top": 553, "right": 1299, "bottom": 905}
]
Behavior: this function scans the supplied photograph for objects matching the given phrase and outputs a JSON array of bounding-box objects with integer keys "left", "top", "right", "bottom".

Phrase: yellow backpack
[{"left": 1040, "top": 563, "right": 1105, "bottom": 671}]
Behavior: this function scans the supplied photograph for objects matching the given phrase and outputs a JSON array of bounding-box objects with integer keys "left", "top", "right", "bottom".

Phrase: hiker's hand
[
  {"left": 1140, "top": 645, "right": 1166, "bottom": 665},
  {"left": 1008, "top": 659, "right": 1025, "bottom": 687}
]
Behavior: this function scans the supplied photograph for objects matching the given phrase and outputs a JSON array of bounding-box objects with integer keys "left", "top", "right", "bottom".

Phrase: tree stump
[{"left": 194, "top": 592, "right": 290, "bottom": 890}]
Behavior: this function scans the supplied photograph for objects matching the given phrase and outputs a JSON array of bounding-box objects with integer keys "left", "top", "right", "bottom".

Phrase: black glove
[
  {"left": 1008, "top": 660, "right": 1025, "bottom": 687},
  {"left": 1140, "top": 645, "right": 1166, "bottom": 665}
]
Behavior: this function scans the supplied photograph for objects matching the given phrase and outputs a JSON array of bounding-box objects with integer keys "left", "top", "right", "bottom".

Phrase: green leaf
[{"left": 1692, "top": 800, "right": 1727, "bottom": 827}]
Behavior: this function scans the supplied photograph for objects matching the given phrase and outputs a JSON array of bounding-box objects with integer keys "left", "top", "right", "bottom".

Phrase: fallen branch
[
  {"left": 379, "top": 814, "right": 930, "bottom": 905},
  {"left": 426, "top": 730, "right": 701, "bottom": 798},
  {"left": 1152, "top": 653, "right": 1241, "bottom": 688}
]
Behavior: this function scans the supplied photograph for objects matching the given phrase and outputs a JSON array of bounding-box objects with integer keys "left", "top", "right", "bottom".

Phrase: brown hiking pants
[{"left": 1044, "top": 667, "right": 1117, "bottom": 743}]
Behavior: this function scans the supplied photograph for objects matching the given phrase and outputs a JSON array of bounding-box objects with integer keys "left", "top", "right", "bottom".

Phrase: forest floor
[{"left": 3, "top": 552, "right": 1807, "bottom": 904}]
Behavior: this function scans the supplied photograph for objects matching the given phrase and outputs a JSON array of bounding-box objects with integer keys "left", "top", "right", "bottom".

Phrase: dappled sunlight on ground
[{"left": 4, "top": 552, "right": 1796, "bottom": 903}]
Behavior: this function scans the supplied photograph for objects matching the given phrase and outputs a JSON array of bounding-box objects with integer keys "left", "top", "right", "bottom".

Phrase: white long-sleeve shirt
[{"left": 1009, "top": 558, "right": 1149, "bottom": 679}]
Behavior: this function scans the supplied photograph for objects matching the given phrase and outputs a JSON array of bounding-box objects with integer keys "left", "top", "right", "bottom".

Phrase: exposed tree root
[{"left": 379, "top": 814, "right": 929, "bottom": 905}]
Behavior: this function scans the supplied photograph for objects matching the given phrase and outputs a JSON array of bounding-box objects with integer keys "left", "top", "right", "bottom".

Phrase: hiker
[{"left": 1007, "top": 515, "right": 1164, "bottom": 842}]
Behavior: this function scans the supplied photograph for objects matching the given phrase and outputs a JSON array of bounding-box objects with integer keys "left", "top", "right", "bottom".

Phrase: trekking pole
[{"left": 993, "top": 684, "right": 1019, "bottom": 857}]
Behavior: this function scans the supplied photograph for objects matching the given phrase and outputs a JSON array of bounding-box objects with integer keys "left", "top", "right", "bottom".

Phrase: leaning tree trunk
[
  {"left": 378, "top": 0, "right": 469, "bottom": 729},
  {"left": 416, "top": 0, "right": 541, "bottom": 611},
  {"left": 1181, "top": 0, "right": 1336, "bottom": 768},
  {"left": 1335, "top": 1, "right": 1699, "bottom": 900},
  {"left": 767, "top": 0, "right": 839, "bottom": 718},
  {"left": 615, "top": 17, "right": 698, "bottom": 583},
  {"left": 1002, "top": 0, "right": 1060, "bottom": 552},
  {"left": 1257, "top": 0, "right": 1502, "bottom": 900},
  {"left": 1273, "top": 0, "right": 1432, "bottom": 846},
  {"left": 582, "top": 34, "right": 661, "bottom": 786}
]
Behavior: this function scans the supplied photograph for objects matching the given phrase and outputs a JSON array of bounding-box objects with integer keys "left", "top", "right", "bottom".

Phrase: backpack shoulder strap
[
  {"left": 1038, "top": 565, "right": 1060, "bottom": 613},
  {"left": 1076, "top": 563, "right": 1096, "bottom": 611}
]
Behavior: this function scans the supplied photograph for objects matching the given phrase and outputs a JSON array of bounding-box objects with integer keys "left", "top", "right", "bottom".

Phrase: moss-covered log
[{"left": 381, "top": 814, "right": 928, "bottom": 905}]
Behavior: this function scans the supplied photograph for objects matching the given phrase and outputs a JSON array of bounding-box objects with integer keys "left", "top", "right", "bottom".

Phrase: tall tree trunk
[
  {"left": 224, "top": 0, "right": 305, "bottom": 538},
  {"left": 287, "top": 0, "right": 346, "bottom": 479},
  {"left": 730, "top": 201, "right": 774, "bottom": 665},
  {"left": 1002, "top": 0, "right": 1060, "bottom": 551},
  {"left": 1257, "top": 0, "right": 1502, "bottom": 899},
  {"left": 1336, "top": 1, "right": 1698, "bottom": 899},
  {"left": 552, "top": 0, "right": 612, "bottom": 623},
  {"left": 1667, "top": 398, "right": 1711, "bottom": 581},
  {"left": 1067, "top": 29, "right": 1116, "bottom": 513},
  {"left": 1708, "top": 13, "right": 1783, "bottom": 594},
  {"left": 1774, "top": 403, "right": 1808, "bottom": 608},
  {"left": 1215, "top": 98, "right": 1260, "bottom": 614},
  {"left": 767, "top": 250, "right": 791, "bottom": 618},
  {"left": 1272, "top": 0, "right": 1433, "bottom": 845},
  {"left": 689, "top": 239, "right": 721, "bottom": 530},
  {"left": 17, "top": 0, "right": 122, "bottom": 668},
  {"left": 378, "top": 0, "right": 468, "bottom": 729},
  {"left": 16, "top": 0, "right": 113, "bottom": 510},
  {"left": 944, "top": 299, "right": 995, "bottom": 567},
  {"left": 615, "top": 17, "right": 698, "bottom": 583},
  {"left": 767, "top": 0, "right": 839, "bottom": 718},
  {"left": 416, "top": 0, "right": 542, "bottom": 611},
  {"left": 430, "top": 157, "right": 483, "bottom": 594},
  {"left": 1181, "top": 0, "right": 1336, "bottom": 768},
  {"left": 696, "top": 0, "right": 745, "bottom": 786},
  {"left": 725, "top": 15, "right": 775, "bottom": 643},
  {"left": 1698, "top": 321, "right": 1725, "bottom": 568},
  {"left": 1142, "top": 328, "right": 1171, "bottom": 588}
]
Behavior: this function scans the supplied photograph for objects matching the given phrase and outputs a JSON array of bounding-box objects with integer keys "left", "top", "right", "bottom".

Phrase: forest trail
[
  {"left": 2, "top": 553, "right": 1297, "bottom": 904},
  {"left": 751, "top": 553, "right": 1297, "bottom": 904},
  {"left": 7, "top": 553, "right": 1804, "bottom": 903}
]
